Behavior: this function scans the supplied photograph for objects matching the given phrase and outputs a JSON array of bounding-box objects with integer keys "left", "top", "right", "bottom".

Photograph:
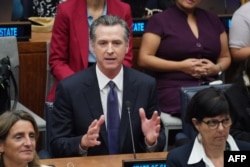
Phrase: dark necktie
[{"left": 107, "top": 81, "right": 120, "bottom": 154}]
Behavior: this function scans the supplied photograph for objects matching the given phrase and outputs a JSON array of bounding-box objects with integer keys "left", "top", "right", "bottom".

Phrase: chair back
[
  {"left": 180, "top": 84, "right": 232, "bottom": 139},
  {"left": 38, "top": 102, "right": 53, "bottom": 158},
  {"left": 45, "top": 41, "right": 55, "bottom": 98},
  {"left": 45, "top": 102, "right": 53, "bottom": 153}
]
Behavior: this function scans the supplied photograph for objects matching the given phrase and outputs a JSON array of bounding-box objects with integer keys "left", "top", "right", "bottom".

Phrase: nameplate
[
  {"left": 0, "top": 22, "right": 31, "bottom": 41},
  {"left": 132, "top": 18, "right": 148, "bottom": 37},
  {"left": 224, "top": 151, "right": 250, "bottom": 167},
  {"left": 219, "top": 14, "right": 232, "bottom": 33},
  {"left": 122, "top": 158, "right": 166, "bottom": 167}
]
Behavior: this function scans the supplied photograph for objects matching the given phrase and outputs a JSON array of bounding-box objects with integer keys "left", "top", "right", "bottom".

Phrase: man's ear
[
  {"left": 125, "top": 44, "right": 129, "bottom": 54},
  {"left": 91, "top": 42, "right": 95, "bottom": 54}
]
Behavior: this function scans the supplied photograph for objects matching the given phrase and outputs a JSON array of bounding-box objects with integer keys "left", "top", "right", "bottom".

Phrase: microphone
[
  {"left": 122, "top": 102, "right": 165, "bottom": 167},
  {"left": 126, "top": 101, "right": 136, "bottom": 159}
]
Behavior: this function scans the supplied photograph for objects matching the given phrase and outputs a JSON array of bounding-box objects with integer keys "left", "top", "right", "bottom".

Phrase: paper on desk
[{"left": 28, "top": 17, "right": 54, "bottom": 33}]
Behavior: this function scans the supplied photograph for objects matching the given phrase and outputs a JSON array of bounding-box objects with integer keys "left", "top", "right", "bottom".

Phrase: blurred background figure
[
  {"left": 33, "top": 0, "right": 59, "bottom": 17},
  {"left": 144, "top": 0, "right": 174, "bottom": 18},
  {"left": 12, "top": 0, "right": 34, "bottom": 21},
  {"left": 229, "top": 1, "right": 250, "bottom": 61},
  {"left": 12, "top": 0, "right": 23, "bottom": 21},
  {"left": 122, "top": 0, "right": 147, "bottom": 18},
  {"left": 166, "top": 87, "right": 250, "bottom": 167},
  {"left": 122, "top": 0, "right": 174, "bottom": 18},
  {"left": 0, "top": 110, "right": 40, "bottom": 167},
  {"left": 242, "top": 0, "right": 250, "bottom": 4},
  {"left": 225, "top": 56, "right": 250, "bottom": 142}
]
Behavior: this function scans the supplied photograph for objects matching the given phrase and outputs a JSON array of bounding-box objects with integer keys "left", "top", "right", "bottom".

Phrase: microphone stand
[
  {"left": 224, "top": 0, "right": 227, "bottom": 14},
  {"left": 126, "top": 101, "right": 136, "bottom": 159}
]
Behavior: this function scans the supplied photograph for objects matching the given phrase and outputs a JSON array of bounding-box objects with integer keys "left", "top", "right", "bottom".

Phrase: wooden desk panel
[
  {"left": 18, "top": 42, "right": 47, "bottom": 118},
  {"left": 40, "top": 152, "right": 167, "bottom": 167},
  {"left": 132, "top": 37, "right": 143, "bottom": 71}
]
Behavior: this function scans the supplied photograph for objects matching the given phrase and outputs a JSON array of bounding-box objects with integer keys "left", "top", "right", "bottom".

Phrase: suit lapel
[
  {"left": 84, "top": 67, "right": 138, "bottom": 151},
  {"left": 84, "top": 67, "right": 108, "bottom": 146}
]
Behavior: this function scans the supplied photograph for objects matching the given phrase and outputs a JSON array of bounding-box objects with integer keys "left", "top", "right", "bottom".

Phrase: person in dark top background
[
  {"left": 225, "top": 56, "right": 250, "bottom": 142},
  {"left": 12, "top": 0, "right": 33, "bottom": 21},
  {"left": 122, "top": 0, "right": 147, "bottom": 18},
  {"left": 144, "top": 0, "right": 174, "bottom": 17},
  {"left": 138, "top": 0, "right": 231, "bottom": 117},
  {"left": 122, "top": 0, "right": 173, "bottom": 18}
]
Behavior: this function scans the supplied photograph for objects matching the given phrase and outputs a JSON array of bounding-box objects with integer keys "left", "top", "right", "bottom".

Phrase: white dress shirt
[{"left": 96, "top": 65, "right": 124, "bottom": 126}]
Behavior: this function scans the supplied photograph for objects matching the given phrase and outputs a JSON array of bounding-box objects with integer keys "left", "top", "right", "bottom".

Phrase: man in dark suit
[
  {"left": 47, "top": 0, "right": 133, "bottom": 102},
  {"left": 50, "top": 15, "right": 166, "bottom": 157}
]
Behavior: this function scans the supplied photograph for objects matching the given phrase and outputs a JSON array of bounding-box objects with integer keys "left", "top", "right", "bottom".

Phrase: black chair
[
  {"left": 176, "top": 84, "right": 232, "bottom": 144},
  {"left": 38, "top": 102, "right": 53, "bottom": 158}
]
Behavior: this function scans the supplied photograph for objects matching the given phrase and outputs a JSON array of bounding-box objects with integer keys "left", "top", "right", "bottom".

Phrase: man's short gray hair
[{"left": 90, "top": 15, "right": 130, "bottom": 44}]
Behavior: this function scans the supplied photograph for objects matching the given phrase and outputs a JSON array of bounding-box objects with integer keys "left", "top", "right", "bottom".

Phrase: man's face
[{"left": 92, "top": 24, "right": 129, "bottom": 78}]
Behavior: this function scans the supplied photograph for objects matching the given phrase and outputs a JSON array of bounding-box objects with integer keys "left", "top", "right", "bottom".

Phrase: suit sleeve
[
  {"left": 50, "top": 82, "right": 82, "bottom": 157},
  {"left": 146, "top": 77, "right": 166, "bottom": 151}
]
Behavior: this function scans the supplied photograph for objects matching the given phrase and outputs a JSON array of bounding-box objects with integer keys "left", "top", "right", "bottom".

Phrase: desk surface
[
  {"left": 30, "top": 32, "right": 51, "bottom": 42},
  {"left": 40, "top": 152, "right": 167, "bottom": 167}
]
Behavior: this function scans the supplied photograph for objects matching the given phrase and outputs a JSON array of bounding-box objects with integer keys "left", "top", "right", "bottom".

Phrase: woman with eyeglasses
[{"left": 166, "top": 87, "right": 250, "bottom": 167}]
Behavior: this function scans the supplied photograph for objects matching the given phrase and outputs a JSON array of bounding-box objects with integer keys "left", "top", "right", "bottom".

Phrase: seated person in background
[
  {"left": 229, "top": 1, "right": 250, "bottom": 61},
  {"left": 12, "top": 0, "right": 23, "bottom": 21},
  {"left": 144, "top": 0, "right": 174, "bottom": 18},
  {"left": 121, "top": 0, "right": 147, "bottom": 18},
  {"left": 166, "top": 87, "right": 250, "bottom": 167},
  {"left": 47, "top": 0, "right": 133, "bottom": 102},
  {"left": 225, "top": 57, "right": 250, "bottom": 142},
  {"left": 13, "top": 0, "right": 34, "bottom": 21},
  {"left": 50, "top": 15, "right": 166, "bottom": 158},
  {"left": 138, "top": 0, "right": 231, "bottom": 117},
  {"left": 0, "top": 110, "right": 41, "bottom": 167},
  {"left": 33, "top": 0, "right": 59, "bottom": 17}
]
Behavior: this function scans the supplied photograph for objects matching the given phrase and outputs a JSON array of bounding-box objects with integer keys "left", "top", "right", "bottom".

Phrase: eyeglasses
[{"left": 202, "top": 118, "right": 232, "bottom": 129}]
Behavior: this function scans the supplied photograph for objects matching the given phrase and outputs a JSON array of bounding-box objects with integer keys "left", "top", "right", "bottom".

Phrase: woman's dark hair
[{"left": 185, "top": 87, "right": 232, "bottom": 126}]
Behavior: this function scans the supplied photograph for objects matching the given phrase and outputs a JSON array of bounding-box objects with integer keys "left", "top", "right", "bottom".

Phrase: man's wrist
[
  {"left": 81, "top": 134, "right": 89, "bottom": 150},
  {"left": 145, "top": 138, "right": 158, "bottom": 152},
  {"left": 145, "top": 138, "right": 157, "bottom": 147},
  {"left": 79, "top": 144, "right": 88, "bottom": 156}
]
